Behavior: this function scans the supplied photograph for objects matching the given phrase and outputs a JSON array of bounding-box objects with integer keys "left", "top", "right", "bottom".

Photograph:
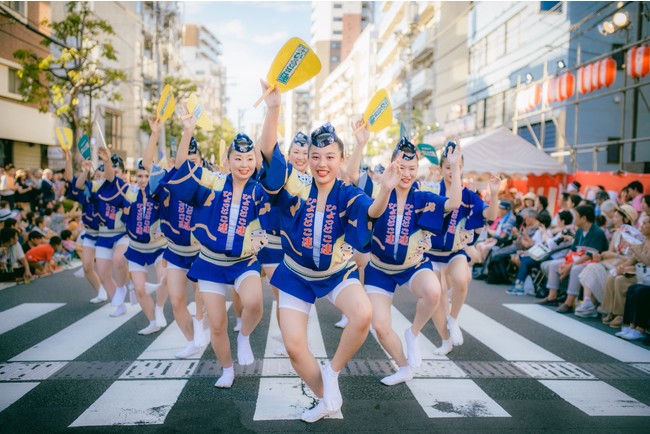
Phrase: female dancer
[
  {"left": 421, "top": 142, "right": 500, "bottom": 354},
  {"left": 97, "top": 147, "right": 168, "bottom": 335},
  {"left": 63, "top": 148, "right": 104, "bottom": 303},
  {"left": 165, "top": 108, "right": 270, "bottom": 388},
  {"left": 259, "top": 83, "right": 399, "bottom": 422},
  {"left": 345, "top": 124, "right": 462, "bottom": 384},
  {"left": 145, "top": 119, "right": 208, "bottom": 357}
]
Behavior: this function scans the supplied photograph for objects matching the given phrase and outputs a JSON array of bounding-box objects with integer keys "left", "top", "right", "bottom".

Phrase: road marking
[
  {"left": 137, "top": 302, "right": 220, "bottom": 360},
  {"left": 0, "top": 382, "right": 39, "bottom": 413},
  {"left": 70, "top": 302, "right": 231, "bottom": 427},
  {"left": 504, "top": 304, "right": 650, "bottom": 363},
  {"left": 409, "top": 379, "right": 510, "bottom": 418},
  {"left": 10, "top": 303, "right": 141, "bottom": 362},
  {"left": 369, "top": 306, "right": 508, "bottom": 417},
  {"left": 0, "top": 303, "right": 65, "bottom": 335},
  {"left": 69, "top": 380, "right": 188, "bottom": 426},
  {"left": 539, "top": 380, "right": 650, "bottom": 416},
  {"left": 255, "top": 301, "right": 341, "bottom": 420},
  {"left": 459, "top": 305, "right": 562, "bottom": 361}
]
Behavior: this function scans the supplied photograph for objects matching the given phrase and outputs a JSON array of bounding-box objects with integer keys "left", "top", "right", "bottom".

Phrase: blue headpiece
[
  {"left": 110, "top": 154, "right": 124, "bottom": 170},
  {"left": 310, "top": 122, "right": 339, "bottom": 148},
  {"left": 395, "top": 136, "right": 417, "bottom": 161},
  {"left": 230, "top": 133, "right": 254, "bottom": 153},
  {"left": 292, "top": 131, "right": 309, "bottom": 147},
  {"left": 188, "top": 136, "right": 200, "bottom": 155}
]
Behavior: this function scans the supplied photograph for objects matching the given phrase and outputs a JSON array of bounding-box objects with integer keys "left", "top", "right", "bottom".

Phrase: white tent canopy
[{"left": 460, "top": 127, "right": 567, "bottom": 176}]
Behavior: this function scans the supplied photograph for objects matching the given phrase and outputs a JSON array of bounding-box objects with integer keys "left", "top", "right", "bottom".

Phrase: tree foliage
[{"left": 13, "top": 1, "right": 126, "bottom": 143}]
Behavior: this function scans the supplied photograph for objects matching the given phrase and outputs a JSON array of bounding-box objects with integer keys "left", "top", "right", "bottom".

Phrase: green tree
[{"left": 13, "top": 1, "right": 126, "bottom": 146}]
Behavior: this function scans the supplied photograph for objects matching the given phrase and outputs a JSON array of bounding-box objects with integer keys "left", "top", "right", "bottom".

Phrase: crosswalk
[{"left": 1, "top": 291, "right": 650, "bottom": 428}]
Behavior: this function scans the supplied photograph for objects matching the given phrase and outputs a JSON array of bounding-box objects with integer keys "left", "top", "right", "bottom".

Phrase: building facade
[{"left": 0, "top": 1, "right": 58, "bottom": 169}]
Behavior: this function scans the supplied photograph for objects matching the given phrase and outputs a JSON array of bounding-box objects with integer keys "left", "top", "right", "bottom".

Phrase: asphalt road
[{"left": 0, "top": 266, "right": 649, "bottom": 433}]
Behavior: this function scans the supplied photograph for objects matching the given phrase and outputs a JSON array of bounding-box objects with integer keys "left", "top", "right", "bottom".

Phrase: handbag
[
  {"left": 635, "top": 263, "right": 650, "bottom": 285},
  {"left": 528, "top": 243, "right": 552, "bottom": 262}
]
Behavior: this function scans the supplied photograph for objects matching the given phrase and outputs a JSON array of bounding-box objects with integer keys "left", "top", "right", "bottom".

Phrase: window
[
  {"left": 540, "top": 1, "right": 562, "bottom": 12},
  {"left": 470, "top": 38, "right": 486, "bottom": 71},
  {"left": 607, "top": 138, "right": 621, "bottom": 164},
  {"left": 333, "top": 3, "right": 342, "bottom": 8},
  {"left": 8, "top": 67, "right": 20, "bottom": 94},
  {"left": 104, "top": 111, "right": 122, "bottom": 150},
  {"left": 333, "top": 30, "right": 342, "bottom": 35},
  {"left": 506, "top": 13, "right": 521, "bottom": 53},
  {"left": 1, "top": 1, "right": 26, "bottom": 16},
  {"left": 331, "top": 55, "right": 339, "bottom": 63},
  {"left": 331, "top": 41, "right": 341, "bottom": 50},
  {"left": 333, "top": 17, "right": 342, "bottom": 22}
]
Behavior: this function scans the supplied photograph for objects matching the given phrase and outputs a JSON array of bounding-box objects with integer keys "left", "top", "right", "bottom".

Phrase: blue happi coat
[
  {"left": 149, "top": 164, "right": 195, "bottom": 247},
  {"left": 66, "top": 177, "right": 100, "bottom": 231},
  {"left": 260, "top": 144, "right": 374, "bottom": 271},
  {"left": 165, "top": 160, "right": 271, "bottom": 258}
]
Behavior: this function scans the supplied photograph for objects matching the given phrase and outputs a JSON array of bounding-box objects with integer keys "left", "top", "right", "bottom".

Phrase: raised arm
[
  {"left": 174, "top": 105, "right": 197, "bottom": 169},
  {"left": 342, "top": 118, "right": 370, "bottom": 186},
  {"left": 97, "top": 146, "right": 114, "bottom": 183},
  {"left": 368, "top": 159, "right": 401, "bottom": 218},
  {"left": 143, "top": 117, "right": 162, "bottom": 172},
  {"left": 259, "top": 79, "right": 281, "bottom": 164},
  {"left": 75, "top": 160, "right": 92, "bottom": 190},
  {"left": 483, "top": 174, "right": 503, "bottom": 221},
  {"left": 443, "top": 143, "right": 462, "bottom": 212},
  {"left": 63, "top": 148, "right": 73, "bottom": 182}
]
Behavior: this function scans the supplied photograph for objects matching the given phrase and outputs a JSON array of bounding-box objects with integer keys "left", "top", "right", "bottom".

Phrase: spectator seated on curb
[
  {"left": 618, "top": 283, "right": 650, "bottom": 343},
  {"left": 0, "top": 227, "right": 33, "bottom": 282},
  {"left": 576, "top": 204, "right": 638, "bottom": 318},
  {"left": 25, "top": 236, "right": 62, "bottom": 275},
  {"left": 60, "top": 229, "right": 81, "bottom": 260},
  {"left": 538, "top": 204, "right": 609, "bottom": 312},
  {"left": 474, "top": 200, "right": 517, "bottom": 266}
]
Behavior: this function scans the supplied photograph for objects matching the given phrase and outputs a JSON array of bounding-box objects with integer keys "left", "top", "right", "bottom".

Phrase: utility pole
[{"left": 155, "top": 2, "right": 166, "bottom": 161}]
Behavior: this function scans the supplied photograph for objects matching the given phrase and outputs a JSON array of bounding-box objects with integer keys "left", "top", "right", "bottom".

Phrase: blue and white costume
[
  {"left": 260, "top": 144, "right": 375, "bottom": 306},
  {"left": 66, "top": 176, "right": 101, "bottom": 248},
  {"left": 149, "top": 164, "right": 199, "bottom": 270},
  {"left": 363, "top": 185, "right": 448, "bottom": 297},
  {"left": 164, "top": 161, "right": 271, "bottom": 295},
  {"left": 98, "top": 179, "right": 166, "bottom": 272},
  {"left": 90, "top": 177, "right": 129, "bottom": 260},
  {"left": 419, "top": 181, "right": 487, "bottom": 266}
]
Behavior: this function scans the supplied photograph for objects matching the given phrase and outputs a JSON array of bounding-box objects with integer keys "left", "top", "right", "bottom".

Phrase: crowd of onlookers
[
  {"left": 0, "top": 163, "right": 81, "bottom": 283},
  {"left": 472, "top": 179, "right": 650, "bottom": 344},
  {"left": 2, "top": 158, "right": 648, "bottom": 345}
]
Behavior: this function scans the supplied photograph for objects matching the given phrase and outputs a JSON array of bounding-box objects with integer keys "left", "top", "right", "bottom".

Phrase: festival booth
[{"left": 458, "top": 127, "right": 567, "bottom": 212}]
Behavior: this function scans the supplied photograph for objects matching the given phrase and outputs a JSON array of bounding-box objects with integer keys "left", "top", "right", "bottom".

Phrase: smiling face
[
  {"left": 396, "top": 156, "right": 418, "bottom": 191},
  {"left": 288, "top": 144, "right": 309, "bottom": 173},
  {"left": 136, "top": 169, "right": 149, "bottom": 190},
  {"left": 229, "top": 150, "right": 256, "bottom": 182},
  {"left": 309, "top": 145, "right": 342, "bottom": 187}
]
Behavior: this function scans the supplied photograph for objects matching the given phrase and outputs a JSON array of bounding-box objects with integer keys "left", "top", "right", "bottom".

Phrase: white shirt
[
  {"left": 225, "top": 204, "right": 240, "bottom": 251},
  {"left": 313, "top": 211, "right": 324, "bottom": 268}
]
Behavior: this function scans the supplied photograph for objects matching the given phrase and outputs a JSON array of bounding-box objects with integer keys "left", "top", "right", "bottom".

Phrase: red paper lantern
[
  {"left": 527, "top": 84, "right": 541, "bottom": 111},
  {"left": 590, "top": 61, "right": 602, "bottom": 91},
  {"left": 545, "top": 77, "right": 559, "bottom": 104},
  {"left": 578, "top": 64, "right": 593, "bottom": 94},
  {"left": 558, "top": 72, "right": 575, "bottom": 101},
  {"left": 598, "top": 57, "right": 617, "bottom": 87},
  {"left": 627, "top": 45, "right": 650, "bottom": 78}
]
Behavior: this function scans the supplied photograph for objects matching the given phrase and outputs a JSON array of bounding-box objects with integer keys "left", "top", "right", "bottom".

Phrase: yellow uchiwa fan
[
  {"left": 362, "top": 89, "right": 393, "bottom": 133},
  {"left": 187, "top": 93, "right": 214, "bottom": 131},
  {"left": 254, "top": 37, "right": 322, "bottom": 107},
  {"left": 156, "top": 84, "right": 176, "bottom": 122},
  {"left": 55, "top": 127, "right": 73, "bottom": 150}
]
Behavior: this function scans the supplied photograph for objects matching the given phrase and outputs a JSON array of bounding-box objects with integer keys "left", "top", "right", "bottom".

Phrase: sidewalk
[{"left": 0, "top": 259, "right": 83, "bottom": 292}]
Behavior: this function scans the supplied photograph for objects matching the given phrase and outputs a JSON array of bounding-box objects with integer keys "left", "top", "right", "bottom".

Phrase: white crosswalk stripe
[
  {"left": 0, "top": 303, "right": 65, "bottom": 336},
  {"left": 0, "top": 295, "right": 649, "bottom": 426},
  {"left": 69, "top": 302, "right": 231, "bottom": 427}
]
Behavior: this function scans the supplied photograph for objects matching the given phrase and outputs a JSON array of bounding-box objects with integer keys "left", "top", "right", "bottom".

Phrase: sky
[{"left": 182, "top": 1, "right": 312, "bottom": 130}]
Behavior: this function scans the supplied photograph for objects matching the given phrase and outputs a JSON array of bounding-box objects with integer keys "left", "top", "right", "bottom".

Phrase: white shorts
[
  {"left": 365, "top": 268, "right": 429, "bottom": 299},
  {"left": 165, "top": 261, "right": 188, "bottom": 271},
  {"left": 278, "top": 278, "right": 360, "bottom": 315},
  {"left": 95, "top": 236, "right": 129, "bottom": 261},
  {"left": 82, "top": 237, "right": 96, "bottom": 249},
  {"left": 128, "top": 254, "right": 163, "bottom": 273},
  {"left": 198, "top": 270, "right": 260, "bottom": 296}
]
